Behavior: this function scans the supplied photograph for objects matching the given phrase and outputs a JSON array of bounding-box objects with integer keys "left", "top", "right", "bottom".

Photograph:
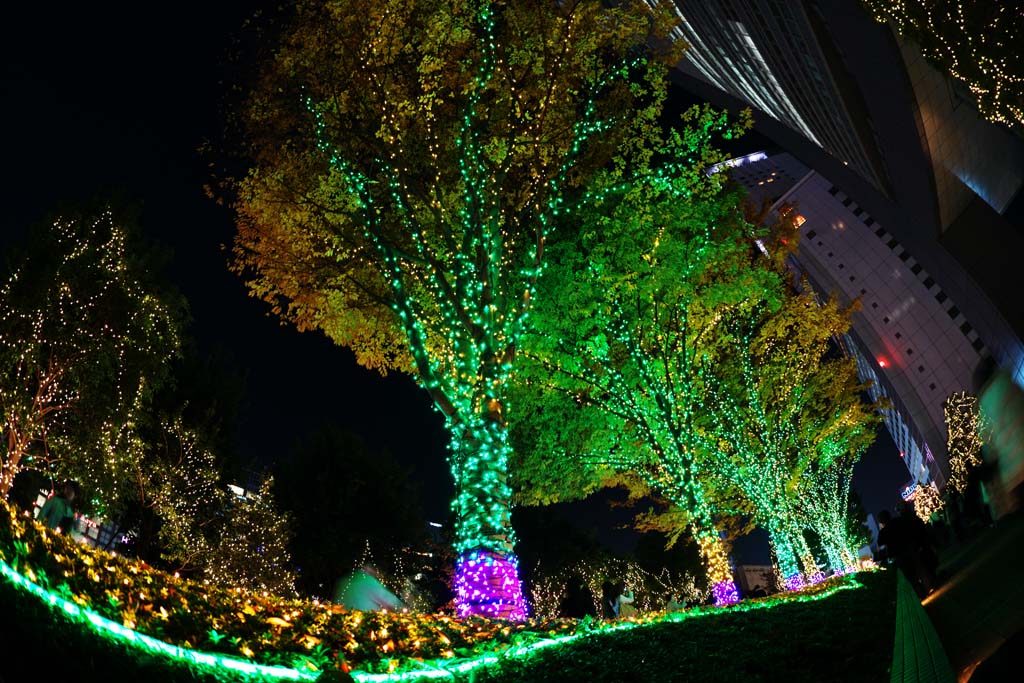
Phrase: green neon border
[{"left": 0, "top": 555, "right": 865, "bottom": 682}]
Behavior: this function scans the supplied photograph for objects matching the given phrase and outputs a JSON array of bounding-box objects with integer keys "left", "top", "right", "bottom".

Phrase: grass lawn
[{"left": 475, "top": 570, "right": 896, "bottom": 683}]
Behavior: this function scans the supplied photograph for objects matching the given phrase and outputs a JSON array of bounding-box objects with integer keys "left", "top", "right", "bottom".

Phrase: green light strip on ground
[
  {"left": 0, "top": 557, "right": 316, "bottom": 682},
  {"left": 0, "top": 554, "right": 865, "bottom": 682}
]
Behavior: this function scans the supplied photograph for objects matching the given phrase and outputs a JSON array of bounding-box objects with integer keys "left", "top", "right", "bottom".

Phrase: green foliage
[{"left": 510, "top": 104, "right": 767, "bottom": 519}]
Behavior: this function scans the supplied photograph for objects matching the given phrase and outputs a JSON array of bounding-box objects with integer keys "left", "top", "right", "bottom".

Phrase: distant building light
[
  {"left": 754, "top": 238, "right": 769, "bottom": 256},
  {"left": 428, "top": 521, "right": 443, "bottom": 528},
  {"left": 707, "top": 151, "right": 768, "bottom": 175},
  {"left": 228, "top": 484, "right": 247, "bottom": 498},
  {"left": 793, "top": 214, "right": 806, "bottom": 227}
]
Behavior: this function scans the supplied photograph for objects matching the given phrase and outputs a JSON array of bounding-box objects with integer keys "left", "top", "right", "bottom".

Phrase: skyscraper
[{"left": 727, "top": 151, "right": 1024, "bottom": 495}]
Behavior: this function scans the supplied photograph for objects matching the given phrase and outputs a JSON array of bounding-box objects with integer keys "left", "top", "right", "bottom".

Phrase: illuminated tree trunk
[
  {"left": 767, "top": 525, "right": 805, "bottom": 590},
  {"left": 448, "top": 406, "right": 526, "bottom": 620},
  {"left": 790, "top": 530, "right": 823, "bottom": 585},
  {"left": 689, "top": 498, "right": 738, "bottom": 605}
]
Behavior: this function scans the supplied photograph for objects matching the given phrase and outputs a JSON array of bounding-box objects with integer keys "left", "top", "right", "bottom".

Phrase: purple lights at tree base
[
  {"left": 712, "top": 580, "right": 740, "bottom": 606},
  {"left": 807, "top": 572, "right": 827, "bottom": 585},
  {"left": 454, "top": 549, "right": 527, "bottom": 621},
  {"left": 783, "top": 573, "right": 805, "bottom": 591}
]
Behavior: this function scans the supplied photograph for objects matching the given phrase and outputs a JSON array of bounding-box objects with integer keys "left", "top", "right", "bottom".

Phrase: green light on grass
[{"left": 0, "top": 555, "right": 866, "bottom": 682}]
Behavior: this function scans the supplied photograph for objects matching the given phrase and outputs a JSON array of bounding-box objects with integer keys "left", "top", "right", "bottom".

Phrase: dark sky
[
  {"left": 1, "top": 2, "right": 909, "bottom": 560},
  {"left": 0, "top": 2, "right": 452, "bottom": 518}
]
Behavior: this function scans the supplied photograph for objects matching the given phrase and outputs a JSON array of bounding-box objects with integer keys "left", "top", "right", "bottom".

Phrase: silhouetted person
[
  {"left": 38, "top": 480, "right": 79, "bottom": 534},
  {"left": 899, "top": 501, "right": 938, "bottom": 593},
  {"left": 600, "top": 580, "right": 618, "bottom": 619},
  {"left": 558, "top": 574, "right": 596, "bottom": 619},
  {"left": 975, "top": 358, "right": 1024, "bottom": 517},
  {"left": 878, "top": 508, "right": 933, "bottom": 598}
]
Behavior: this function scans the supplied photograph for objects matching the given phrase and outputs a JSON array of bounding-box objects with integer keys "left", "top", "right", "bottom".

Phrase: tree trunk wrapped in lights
[
  {"left": 697, "top": 285, "right": 878, "bottom": 588},
  {"left": 227, "top": 0, "right": 682, "bottom": 618},
  {"left": 797, "top": 456, "right": 867, "bottom": 576}
]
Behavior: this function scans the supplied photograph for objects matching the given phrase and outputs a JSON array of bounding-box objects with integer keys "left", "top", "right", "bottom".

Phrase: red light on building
[{"left": 878, "top": 358, "right": 888, "bottom": 368}]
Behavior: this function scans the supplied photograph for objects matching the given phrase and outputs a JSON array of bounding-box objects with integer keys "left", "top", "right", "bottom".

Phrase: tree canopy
[{"left": 226, "top": 0, "right": 682, "bottom": 617}]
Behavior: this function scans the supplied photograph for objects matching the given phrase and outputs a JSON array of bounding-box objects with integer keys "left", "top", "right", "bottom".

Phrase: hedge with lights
[{"left": 1, "top": 500, "right": 878, "bottom": 681}]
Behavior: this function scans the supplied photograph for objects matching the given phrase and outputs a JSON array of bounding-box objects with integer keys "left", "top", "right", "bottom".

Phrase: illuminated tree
[
  {"left": 0, "top": 208, "right": 182, "bottom": 509},
  {"left": 861, "top": 0, "right": 1022, "bottom": 131},
  {"left": 944, "top": 392, "right": 983, "bottom": 495},
  {"left": 227, "top": 0, "right": 679, "bottom": 618},
  {"left": 511, "top": 106, "right": 776, "bottom": 605},
  {"left": 148, "top": 417, "right": 229, "bottom": 574},
  {"left": 697, "top": 289, "right": 877, "bottom": 587},
  {"left": 796, "top": 454, "right": 870, "bottom": 576},
  {"left": 205, "top": 476, "right": 298, "bottom": 597}
]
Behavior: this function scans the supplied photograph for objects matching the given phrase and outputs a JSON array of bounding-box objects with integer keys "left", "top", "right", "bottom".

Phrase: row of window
[
  {"left": 800, "top": 186, "right": 985, "bottom": 392},
  {"left": 823, "top": 185, "right": 986, "bottom": 359}
]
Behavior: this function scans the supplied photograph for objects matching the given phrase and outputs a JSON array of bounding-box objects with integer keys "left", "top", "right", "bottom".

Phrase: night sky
[{"left": 1, "top": 2, "right": 910, "bottom": 560}]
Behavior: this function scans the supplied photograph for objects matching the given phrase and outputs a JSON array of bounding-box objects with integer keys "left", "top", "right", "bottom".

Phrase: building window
[
  {"left": 948, "top": 306, "right": 960, "bottom": 319},
  {"left": 865, "top": 217, "right": 876, "bottom": 227},
  {"left": 805, "top": 229, "right": 817, "bottom": 239},
  {"left": 853, "top": 207, "right": 863, "bottom": 217},
  {"left": 872, "top": 302, "right": 879, "bottom": 309},
  {"left": 911, "top": 264, "right": 923, "bottom": 275},
  {"left": 794, "top": 214, "right": 806, "bottom": 227},
  {"left": 895, "top": 332, "right": 902, "bottom": 339},
  {"left": 973, "top": 338, "right": 985, "bottom": 352},
  {"left": 883, "top": 316, "right": 890, "bottom": 323},
  {"left": 907, "top": 348, "right": 914, "bottom": 355},
  {"left": 937, "top": 291, "right": 948, "bottom": 303},
  {"left": 929, "top": 383, "right": 937, "bottom": 390},
  {"left": 828, "top": 252, "right": 834, "bottom": 257},
  {"left": 918, "top": 365, "right": 925, "bottom": 372},
  {"left": 875, "top": 227, "right": 886, "bottom": 237},
  {"left": 960, "top": 322, "right": 973, "bottom": 335},
  {"left": 838, "top": 263, "right": 845, "bottom": 269},
  {"left": 887, "top": 238, "right": 898, "bottom": 249},
  {"left": 899, "top": 252, "right": 910, "bottom": 262},
  {"left": 860, "top": 288, "right": 867, "bottom": 295},
  {"left": 842, "top": 197, "right": 853, "bottom": 207},
  {"left": 849, "top": 275, "right": 856, "bottom": 282},
  {"left": 923, "top": 276, "right": 935, "bottom": 288},
  {"left": 828, "top": 186, "right": 838, "bottom": 195}
]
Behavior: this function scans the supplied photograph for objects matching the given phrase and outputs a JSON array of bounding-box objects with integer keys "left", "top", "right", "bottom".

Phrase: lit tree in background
[
  {"left": 0, "top": 208, "right": 182, "bottom": 509},
  {"left": 148, "top": 417, "right": 229, "bottom": 574},
  {"left": 861, "top": 0, "right": 1023, "bottom": 131},
  {"left": 204, "top": 476, "right": 298, "bottom": 598},
  {"left": 227, "top": 0, "right": 679, "bottom": 618},
  {"left": 796, "top": 453, "right": 871, "bottom": 576},
  {"left": 511, "top": 106, "right": 777, "bottom": 605},
  {"left": 944, "top": 392, "right": 983, "bottom": 495},
  {"left": 697, "top": 289, "right": 875, "bottom": 587}
]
